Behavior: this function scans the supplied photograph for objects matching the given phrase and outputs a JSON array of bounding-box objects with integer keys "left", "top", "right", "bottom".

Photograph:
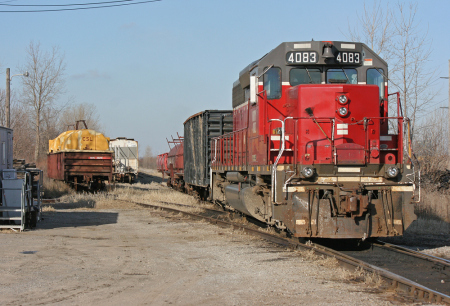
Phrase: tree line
[
  {"left": 2, "top": 2, "right": 446, "bottom": 175},
  {"left": 0, "top": 41, "right": 102, "bottom": 163},
  {"left": 347, "top": 1, "right": 446, "bottom": 174}
]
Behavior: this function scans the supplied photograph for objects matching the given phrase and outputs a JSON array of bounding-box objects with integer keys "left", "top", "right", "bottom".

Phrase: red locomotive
[{"left": 162, "top": 41, "right": 419, "bottom": 240}]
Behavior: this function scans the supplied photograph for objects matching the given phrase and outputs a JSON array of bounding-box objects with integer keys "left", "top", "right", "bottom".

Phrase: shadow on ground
[
  {"left": 38, "top": 210, "right": 119, "bottom": 229},
  {"left": 38, "top": 198, "right": 118, "bottom": 229},
  {"left": 43, "top": 198, "right": 96, "bottom": 210},
  {"left": 136, "top": 171, "right": 165, "bottom": 184}
]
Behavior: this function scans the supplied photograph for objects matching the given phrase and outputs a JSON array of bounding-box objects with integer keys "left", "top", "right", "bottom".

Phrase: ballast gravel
[{"left": 0, "top": 206, "right": 396, "bottom": 305}]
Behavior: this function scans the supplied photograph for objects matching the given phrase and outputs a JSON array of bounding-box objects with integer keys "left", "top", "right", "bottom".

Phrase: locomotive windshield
[
  {"left": 326, "top": 68, "right": 357, "bottom": 84},
  {"left": 367, "top": 68, "right": 385, "bottom": 98},
  {"left": 264, "top": 67, "right": 282, "bottom": 100},
  {"left": 289, "top": 68, "right": 321, "bottom": 86}
]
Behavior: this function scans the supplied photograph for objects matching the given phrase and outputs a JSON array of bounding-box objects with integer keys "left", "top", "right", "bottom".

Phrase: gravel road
[{"left": 0, "top": 201, "right": 395, "bottom": 305}]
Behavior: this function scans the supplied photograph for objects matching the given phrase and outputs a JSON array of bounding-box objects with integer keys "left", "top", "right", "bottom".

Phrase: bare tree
[
  {"left": 414, "top": 108, "right": 448, "bottom": 173},
  {"left": 346, "top": 1, "right": 438, "bottom": 134},
  {"left": 20, "top": 41, "right": 66, "bottom": 162},
  {"left": 389, "top": 3, "right": 438, "bottom": 132},
  {"left": 140, "top": 145, "right": 157, "bottom": 169},
  {"left": 58, "top": 102, "right": 102, "bottom": 133},
  {"left": 0, "top": 89, "right": 35, "bottom": 160},
  {"left": 347, "top": 1, "right": 394, "bottom": 62}
]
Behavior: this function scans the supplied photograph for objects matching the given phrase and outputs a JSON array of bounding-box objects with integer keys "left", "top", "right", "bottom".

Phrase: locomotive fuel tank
[{"left": 224, "top": 183, "right": 267, "bottom": 222}]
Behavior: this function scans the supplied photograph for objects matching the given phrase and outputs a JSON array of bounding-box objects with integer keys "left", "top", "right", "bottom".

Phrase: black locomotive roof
[{"left": 237, "top": 40, "right": 387, "bottom": 89}]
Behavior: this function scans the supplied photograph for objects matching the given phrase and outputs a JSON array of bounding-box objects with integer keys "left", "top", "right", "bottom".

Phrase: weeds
[
  {"left": 335, "top": 266, "right": 383, "bottom": 288},
  {"left": 415, "top": 187, "right": 450, "bottom": 222},
  {"left": 42, "top": 177, "right": 73, "bottom": 198}
]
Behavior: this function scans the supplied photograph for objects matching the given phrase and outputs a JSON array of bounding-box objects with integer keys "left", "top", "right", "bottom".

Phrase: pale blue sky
[{"left": 0, "top": 0, "right": 448, "bottom": 154}]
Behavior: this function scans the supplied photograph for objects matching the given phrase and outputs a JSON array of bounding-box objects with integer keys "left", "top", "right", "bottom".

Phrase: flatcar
[
  {"left": 110, "top": 137, "right": 139, "bottom": 184},
  {"left": 163, "top": 41, "right": 420, "bottom": 240},
  {"left": 47, "top": 121, "right": 113, "bottom": 191}
]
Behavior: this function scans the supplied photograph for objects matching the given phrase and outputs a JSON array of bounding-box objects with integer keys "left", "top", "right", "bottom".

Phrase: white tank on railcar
[{"left": 109, "top": 137, "right": 139, "bottom": 183}]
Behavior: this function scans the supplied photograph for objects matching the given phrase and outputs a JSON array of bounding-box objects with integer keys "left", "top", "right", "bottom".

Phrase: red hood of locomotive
[{"left": 286, "top": 84, "right": 381, "bottom": 165}]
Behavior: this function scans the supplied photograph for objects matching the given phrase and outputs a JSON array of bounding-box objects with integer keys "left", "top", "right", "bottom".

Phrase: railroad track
[
  {"left": 130, "top": 199, "right": 450, "bottom": 304},
  {"left": 325, "top": 240, "right": 450, "bottom": 296}
]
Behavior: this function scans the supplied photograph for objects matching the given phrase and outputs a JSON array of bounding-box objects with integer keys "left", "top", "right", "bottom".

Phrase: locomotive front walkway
[{"left": 0, "top": 203, "right": 393, "bottom": 305}]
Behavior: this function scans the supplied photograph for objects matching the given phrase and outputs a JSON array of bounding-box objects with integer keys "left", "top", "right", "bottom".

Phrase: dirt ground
[
  {"left": 0, "top": 203, "right": 395, "bottom": 304},
  {"left": 0, "top": 170, "right": 445, "bottom": 305}
]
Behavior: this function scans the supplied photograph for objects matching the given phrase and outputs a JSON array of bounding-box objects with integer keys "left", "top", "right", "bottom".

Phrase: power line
[
  {"left": 0, "top": 0, "right": 161, "bottom": 12},
  {"left": 0, "top": 0, "right": 136, "bottom": 6}
]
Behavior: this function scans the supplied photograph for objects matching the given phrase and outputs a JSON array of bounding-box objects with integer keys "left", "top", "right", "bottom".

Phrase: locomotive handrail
[
  {"left": 269, "top": 118, "right": 290, "bottom": 204},
  {"left": 211, "top": 127, "right": 247, "bottom": 140},
  {"left": 212, "top": 127, "right": 246, "bottom": 165}
]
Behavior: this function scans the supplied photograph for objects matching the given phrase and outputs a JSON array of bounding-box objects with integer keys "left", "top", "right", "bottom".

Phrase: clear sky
[{"left": 0, "top": 0, "right": 449, "bottom": 155}]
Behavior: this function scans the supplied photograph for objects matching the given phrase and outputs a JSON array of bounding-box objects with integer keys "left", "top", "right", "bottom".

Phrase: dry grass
[
  {"left": 41, "top": 180, "right": 203, "bottom": 213},
  {"left": 415, "top": 187, "right": 450, "bottom": 222},
  {"left": 41, "top": 205, "right": 56, "bottom": 212},
  {"left": 335, "top": 266, "right": 383, "bottom": 288},
  {"left": 300, "top": 249, "right": 318, "bottom": 261},
  {"left": 43, "top": 177, "right": 73, "bottom": 198},
  {"left": 297, "top": 248, "right": 383, "bottom": 289}
]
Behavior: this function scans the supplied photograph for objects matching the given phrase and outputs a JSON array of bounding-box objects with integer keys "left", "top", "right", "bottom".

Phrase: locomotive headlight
[
  {"left": 338, "top": 107, "right": 348, "bottom": 116},
  {"left": 338, "top": 95, "right": 348, "bottom": 104},
  {"left": 301, "top": 166, "right": 315, "bottom": 178},
  {"left": 386, "top": 166, "right": 399, "bottom": 178}
]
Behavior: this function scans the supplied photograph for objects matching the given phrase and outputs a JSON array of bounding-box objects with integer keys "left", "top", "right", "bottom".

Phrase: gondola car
[{"left": 47, "top": 120, "right": 113, "bottom": 191}]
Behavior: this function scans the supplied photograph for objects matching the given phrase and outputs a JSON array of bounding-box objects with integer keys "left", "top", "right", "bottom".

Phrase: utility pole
[
  {"left": 5, "top": 68, "right": 10, "bottom": 128},
  {"left": 5, "top": 68, "right": 29, "bottom": 129}
]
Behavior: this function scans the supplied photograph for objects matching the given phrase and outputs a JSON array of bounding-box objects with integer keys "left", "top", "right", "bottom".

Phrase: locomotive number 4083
[
  {"left": 286, "top": 51, "right": 318, "bottom": 64},
  {"left": 336, "top": 52, "right": 360, "bottom": 64}
]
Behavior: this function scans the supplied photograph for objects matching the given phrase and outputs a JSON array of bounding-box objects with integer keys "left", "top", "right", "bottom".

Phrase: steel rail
[
  {"left": 375, "top": 241, "right": 450, "bottom": 266},
  {"left": 129, "top": 200, "right": 450, "bottom": 304},
  {"left": 311, "top": 242, "right": 450, "bottom": 304}
]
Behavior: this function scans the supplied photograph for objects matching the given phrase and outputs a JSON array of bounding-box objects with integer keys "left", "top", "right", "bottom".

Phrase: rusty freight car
[
  {"left": 47, "top": 121, "right": 113, "bottom": 191},
  {"left": 183, "top": 110, "right": 233, "bottom": 199}
]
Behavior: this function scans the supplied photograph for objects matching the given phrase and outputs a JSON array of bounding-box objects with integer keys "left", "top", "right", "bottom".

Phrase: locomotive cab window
[
  {"left": 367, "top": 68, "right": 385, "bottom": 99},
  {"left": 290, "top": 68, "right": 321, "bottom": 86},
  {"left": 264, "top": 67, "right": 281, "bottom": 100},
  {"left": 326, "top": 68, "right": 357, "bottom": 84}
]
